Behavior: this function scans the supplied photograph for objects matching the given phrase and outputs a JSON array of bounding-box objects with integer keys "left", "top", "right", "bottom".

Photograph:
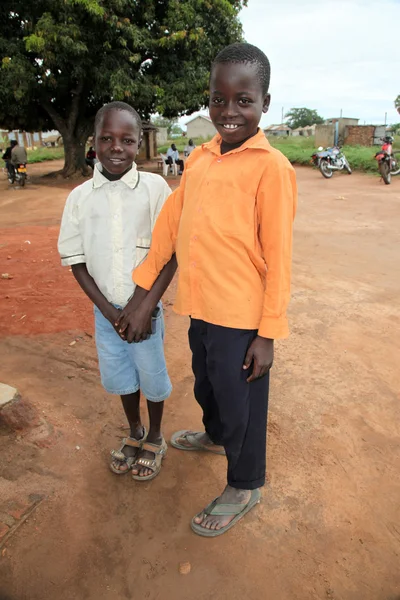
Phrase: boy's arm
[
  {"left": 58, "top": 191, "right": 119, "bottom": 328},
  {"left": 71, "top": 263, "right": 121, "bottom": 328},
  {"left": 133, "top": 174, "right": 185, "bottom": 291},
  {"left": 243, "top": 159, "right": 297, "bottom": 382},
  {"left": 117, "top": 254, "right": 178, "bottom": 343}
]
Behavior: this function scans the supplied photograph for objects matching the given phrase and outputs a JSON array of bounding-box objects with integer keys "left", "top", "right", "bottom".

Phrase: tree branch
[
  {"left": 40, "top": 99, "right": 67, "bottom": 135},
  {"left": 67, "top": 79, "right": 84, "bottom": 132}
]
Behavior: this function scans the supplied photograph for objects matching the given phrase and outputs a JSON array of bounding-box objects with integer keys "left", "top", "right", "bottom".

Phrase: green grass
[
  {"left": 157, "top": 135, "right": 213, "bottom": 154},
  {"left": 269, "top": 135, "right": 400, "bottom": 173},
  {"left": 27, "top": 146, "right": 65, "bottom": 163}
]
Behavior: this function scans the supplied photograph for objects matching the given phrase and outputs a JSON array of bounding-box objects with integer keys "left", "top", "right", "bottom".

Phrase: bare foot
[
  {"left": 193, "top": 485, "right": 251, "bottom": 531},
  {"left": 111, "top": 425, "right": 145, "bottom": 473},
  {"left": 176, "top": 431, "right": 224, "bottom": 453}
]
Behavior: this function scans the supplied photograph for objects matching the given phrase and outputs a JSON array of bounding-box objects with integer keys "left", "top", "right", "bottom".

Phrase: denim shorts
[{"left": 94, "top": 304, "right": 172, "bottom": 401}]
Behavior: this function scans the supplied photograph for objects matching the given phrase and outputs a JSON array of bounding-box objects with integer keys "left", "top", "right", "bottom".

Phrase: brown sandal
[
  {"left": 109, "top": 429, "right": 147, "bottom": 475},
  {"left": 132, "top": 439, "right": 167, "bottom": 481}
]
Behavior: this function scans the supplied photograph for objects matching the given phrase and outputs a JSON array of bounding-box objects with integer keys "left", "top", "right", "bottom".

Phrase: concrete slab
[{"left": 0, "top": 383, "right": 18, "bottom": 409}]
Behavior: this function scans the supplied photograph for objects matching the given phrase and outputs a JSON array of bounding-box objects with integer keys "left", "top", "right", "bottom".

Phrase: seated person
[
  {"left": 166, "top": 143, "right": 184, "bottom": 175},
  {"left": 184, "top": 139, "right": 196, "bottom": 157},
  {"left": 85, "top": 146, "right": 97, "bottom": 169}
]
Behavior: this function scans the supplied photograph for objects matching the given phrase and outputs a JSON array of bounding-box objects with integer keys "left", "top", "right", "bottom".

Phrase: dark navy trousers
[{"left": 189, "top": 318, "right": 270, "bottom": 490}]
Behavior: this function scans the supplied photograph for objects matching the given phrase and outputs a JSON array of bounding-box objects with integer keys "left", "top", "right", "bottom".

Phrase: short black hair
[
  {"left": 212, "top": 42, "right": 271, "bottom": 95},
  {"left": 94, "top": 101, "right": 142, "bottom": 134}
]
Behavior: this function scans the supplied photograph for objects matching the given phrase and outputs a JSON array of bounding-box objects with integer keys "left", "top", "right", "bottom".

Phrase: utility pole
[
  {"left": 281, "top": 106, "right": 284, "bottom": 124},
  {"left": 384, "top": 112, "right": 387, "bottom": 126},
  {"left": 340, "top": 108, "right": 343, "bottom": 118}
]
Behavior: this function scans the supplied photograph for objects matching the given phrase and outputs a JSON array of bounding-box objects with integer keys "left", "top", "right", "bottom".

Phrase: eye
[
  {"left": 238, "top": 98, "right": 252, "bottom": 105},
  {"left": 100, "top": 136, "right": 111, "bottom": 142},
  {"left": 123, "top": 138, "right": 135, "bottom": 145},
  {"left": 211, "top": 97, "right": 224, "bottom": 105}
]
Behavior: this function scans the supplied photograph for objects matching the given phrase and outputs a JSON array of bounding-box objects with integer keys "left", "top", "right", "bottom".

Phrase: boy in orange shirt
[{"left": 118, "top": 43, "right": 297, "bottom": 536}]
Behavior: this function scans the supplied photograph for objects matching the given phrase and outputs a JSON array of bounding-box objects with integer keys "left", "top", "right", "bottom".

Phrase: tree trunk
[{"left": 61, "top": 131, "right": 90, "bottom": 178}]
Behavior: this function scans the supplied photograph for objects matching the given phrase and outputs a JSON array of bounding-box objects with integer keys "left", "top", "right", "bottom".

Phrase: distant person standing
[
  {"left": 184, "top": 139, "right": 196, "bottom": 157},
  {"left": 11, "top": 139, "right": 27, "bottom": 166},
  {"left": 166, "top": 143, "right": 184, "bottom": 175}
]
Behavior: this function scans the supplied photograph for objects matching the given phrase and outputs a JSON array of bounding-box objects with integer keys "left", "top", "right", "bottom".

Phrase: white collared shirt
[{"left": 58, "top": 163, "right": 171, "bottom": 307}]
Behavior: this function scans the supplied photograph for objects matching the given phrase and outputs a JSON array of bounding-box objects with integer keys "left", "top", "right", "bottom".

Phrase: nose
[
  {"left": 221, "top": 100, "right": 238, "bottom": 118},
  {"left": 110, "top": 142, "right": 123, "bottom": 153}
]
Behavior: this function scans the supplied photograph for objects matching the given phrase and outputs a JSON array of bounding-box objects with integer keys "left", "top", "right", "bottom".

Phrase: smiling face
[
  {"left": 209, "top": 62, "right": 270, "bottom": 146},
  {"left": 95, "top": 109, "right": 141, "bottom": 177}
]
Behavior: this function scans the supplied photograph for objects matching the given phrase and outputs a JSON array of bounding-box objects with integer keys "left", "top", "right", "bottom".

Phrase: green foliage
[
  {"left": 395, "top": 95, "right": 400, "bottom": 114},
  {"left": 285, "top": 108, "right": 324, "bottom": 130},
  {"left": 268, "top": 135, "right": 400, "bottom": 174},
  {"left": 151, "top": 116, "right": 182, "bottom": 136},
  {"left": 0, "top": 0, "right": 245, "bottom": 175}
]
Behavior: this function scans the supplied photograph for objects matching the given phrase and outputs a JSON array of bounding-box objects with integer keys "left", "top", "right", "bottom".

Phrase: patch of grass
[
  {"left": 269, "top": 135, "right": 400, "bottom": 173},
  {"left": 158, "top": 136, "right": 213, "bottom": 154},
  {"left": 27, "top": 147, "right": 65, "bottom": 163}
]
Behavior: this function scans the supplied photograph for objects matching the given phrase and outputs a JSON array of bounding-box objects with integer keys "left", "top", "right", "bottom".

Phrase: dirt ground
[{"left": 0, "top": 161, "right": 400, "bottom": 600}]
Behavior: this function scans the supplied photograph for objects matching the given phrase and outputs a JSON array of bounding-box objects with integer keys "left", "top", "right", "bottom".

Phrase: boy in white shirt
[{"left": 58, "top": 102, "right": 177, "bottom": 481}]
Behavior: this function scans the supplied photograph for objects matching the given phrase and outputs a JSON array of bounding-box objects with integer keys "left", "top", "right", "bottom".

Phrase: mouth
[
  {"left": 108, "top": 157, "right": 126, "bottom": 164},
  {"left": 220, "top": 124, "right": 242, "bottom": 130}
]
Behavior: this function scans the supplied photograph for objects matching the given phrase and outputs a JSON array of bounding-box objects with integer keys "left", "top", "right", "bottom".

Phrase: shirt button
[
  {"left": 193, "top": 236, "right": 197, "bottom": 241},
  {"left": 191, "top": 262, "right": 196, "bottom": 267},
  {"left": 217, "top": 158, "right": 222, "bottom": 163}
]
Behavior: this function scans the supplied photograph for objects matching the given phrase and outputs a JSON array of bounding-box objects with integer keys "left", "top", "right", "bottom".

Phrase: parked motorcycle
[
  {"left": 374, "top": 136, "right": 400, "bottom": 185},
  {"left": 8, "top": 163, "right": 27, "bottom": 187},
  {"left": 311, "top": 146, "right": 352, "bottom": 179}
]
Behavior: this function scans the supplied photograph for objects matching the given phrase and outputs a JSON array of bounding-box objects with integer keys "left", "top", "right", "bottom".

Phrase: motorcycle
[
  {"left": 311, "top": 146, "right": 352, "bottom": 179},
  {"left": 8, "top": 163, "right": 27, "bottom": 187},
  {"left": 374, "top": 135, "right": 400, "bottom": 185}
]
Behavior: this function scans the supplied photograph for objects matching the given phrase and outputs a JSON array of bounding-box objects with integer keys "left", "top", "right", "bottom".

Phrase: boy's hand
[
  {"left": 243, "top": 336, "right": 274, "bottom": 383},
  {"left": 103, "top": 305, "right": 124, "bottom": 337},
  {"left": 116, "top": 302, "right": 153, "bottom": 343}
]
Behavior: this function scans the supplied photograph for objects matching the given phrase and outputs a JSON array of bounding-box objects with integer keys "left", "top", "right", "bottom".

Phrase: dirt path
[{"left": 0, "top": 164, "right": 399, "bottom": 600}]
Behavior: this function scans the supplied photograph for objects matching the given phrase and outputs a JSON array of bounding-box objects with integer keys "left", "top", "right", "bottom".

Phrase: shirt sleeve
[
  {"left": 133, "top": 171, "right": 186, "bottom": 290},
  {"left": 256, "top": 157, "right": 297, "bottom": 339},
  {"left": 57, "top": 189, "right": 86, "bottom": 267}
]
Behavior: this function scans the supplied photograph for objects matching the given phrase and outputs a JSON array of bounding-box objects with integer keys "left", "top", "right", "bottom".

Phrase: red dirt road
[{"left": 0, "top": 162, "right": 400, "bottom": 600}]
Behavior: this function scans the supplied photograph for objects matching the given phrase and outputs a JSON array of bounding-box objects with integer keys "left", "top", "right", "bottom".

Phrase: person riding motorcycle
[
  {"left": 11, "top": 139, "right": 27, "bottom": 168},
  {"left": 2, "top": 140, "right": 18, "bottom": 179}
]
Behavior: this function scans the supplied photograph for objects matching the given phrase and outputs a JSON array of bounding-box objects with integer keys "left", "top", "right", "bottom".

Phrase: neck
[
  {"left": 220, "top": 128, "right": 259, "bottom": 155},
  {"left": 102, "top": 164, "right": 133, "bottom": 181}
]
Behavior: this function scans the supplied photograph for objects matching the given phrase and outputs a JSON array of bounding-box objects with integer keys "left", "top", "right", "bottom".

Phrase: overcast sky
[{"left": 181, "top": 0, "right": 400, "bottom": 130}]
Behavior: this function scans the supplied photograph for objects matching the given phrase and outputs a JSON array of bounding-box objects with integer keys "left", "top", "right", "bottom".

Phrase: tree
[
  {"left": 151, "top": 116, "right": 179, "bottom": 137},
  {"left": 0, "top": 0, "right": 245, "bottom": 177},
  {"left": 285, "top": 108, "right": 324, "bottom": 130},
  {"left": 395, "top": 95, "right": 400, "bottom": 115}
]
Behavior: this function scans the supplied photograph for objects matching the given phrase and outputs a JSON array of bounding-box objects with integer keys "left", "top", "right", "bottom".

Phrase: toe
[{"left": 194, "top": 512, "right": 205, "bottom": 525}]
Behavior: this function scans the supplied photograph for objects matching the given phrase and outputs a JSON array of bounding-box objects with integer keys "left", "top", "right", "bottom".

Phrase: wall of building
[
  {"left": 186, "top": 118, "right": 216, "bottom": 140},
  {"left": 156, "top": 127, "right": 168, "bottom": 146},
  {"left": 344, "top": 126, "right": 375, "bottom": 147},
  {"left": 315, "top": 125, "right": 335, "bottom": 148}
]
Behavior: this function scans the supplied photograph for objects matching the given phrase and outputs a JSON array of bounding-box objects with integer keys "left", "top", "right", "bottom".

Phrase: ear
[
  {"left": 262, "top": 93, "right": 271, "bottom": 114},
  {"left": 138, "top": 136, "right": 143, "bottom": 149}
]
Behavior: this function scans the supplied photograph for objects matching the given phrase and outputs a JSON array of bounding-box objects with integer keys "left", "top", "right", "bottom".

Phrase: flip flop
[
  {"left": 190, "top": 488, "right": 261, "bottom": 537},
  {"left": 109, "top": 428, "right": 147, "bottom": 475},
  {"left": 132, "top": 438, "right": 167, "bottom": 482},
  {"left": 170, "top": 430, "right": 226, "bottom": 455}
]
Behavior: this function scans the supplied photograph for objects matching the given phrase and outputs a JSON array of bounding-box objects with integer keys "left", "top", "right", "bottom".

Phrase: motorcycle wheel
[
  {"left": 379, "top": 162, "right": 391, "bottom": 185},
  {"left": 344, "top": 160, "right": 352, "bottom": 174},
  {"left": 19, "top": 173, "right": 26, "bottom": 187},
  {"left": 320, "top": 159, "right": 333, "bottom": 179}
]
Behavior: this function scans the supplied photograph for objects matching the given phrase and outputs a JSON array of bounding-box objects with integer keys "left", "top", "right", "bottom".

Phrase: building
[
  {"left": 292, "top": 125, "right": 316, "bottom": 137},
  {"left": 156, "top": 127, "right": 168, "bottom": 147},
  {"left": 136, "top": 122, "right": 158, "bottom": 161},
  {"left": 263, "top": 124, "right": 292, "bottom": 137},
  {"left": 185, "top": 115, "right": 216, "bottom": 140},
  {"left": 316, "top": 117, "right": 360, "bottom": 147}
]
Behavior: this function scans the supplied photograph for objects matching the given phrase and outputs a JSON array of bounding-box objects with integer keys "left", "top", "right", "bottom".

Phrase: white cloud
[{"left": 180, "top": 0, "right": 400, "bottom": 130}]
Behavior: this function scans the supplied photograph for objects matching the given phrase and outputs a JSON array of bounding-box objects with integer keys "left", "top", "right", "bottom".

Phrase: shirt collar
[
  {"left": 202, "top": 128, "right": 271, "bottom": 156},
  {"left": 92, "top": 162, "right": 139, "bottom": 189}
]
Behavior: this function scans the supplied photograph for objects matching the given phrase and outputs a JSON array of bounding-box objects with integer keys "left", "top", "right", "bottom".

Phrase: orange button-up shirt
[{"left": 133, "top": 129, "right": 297, "bottom": 339}]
